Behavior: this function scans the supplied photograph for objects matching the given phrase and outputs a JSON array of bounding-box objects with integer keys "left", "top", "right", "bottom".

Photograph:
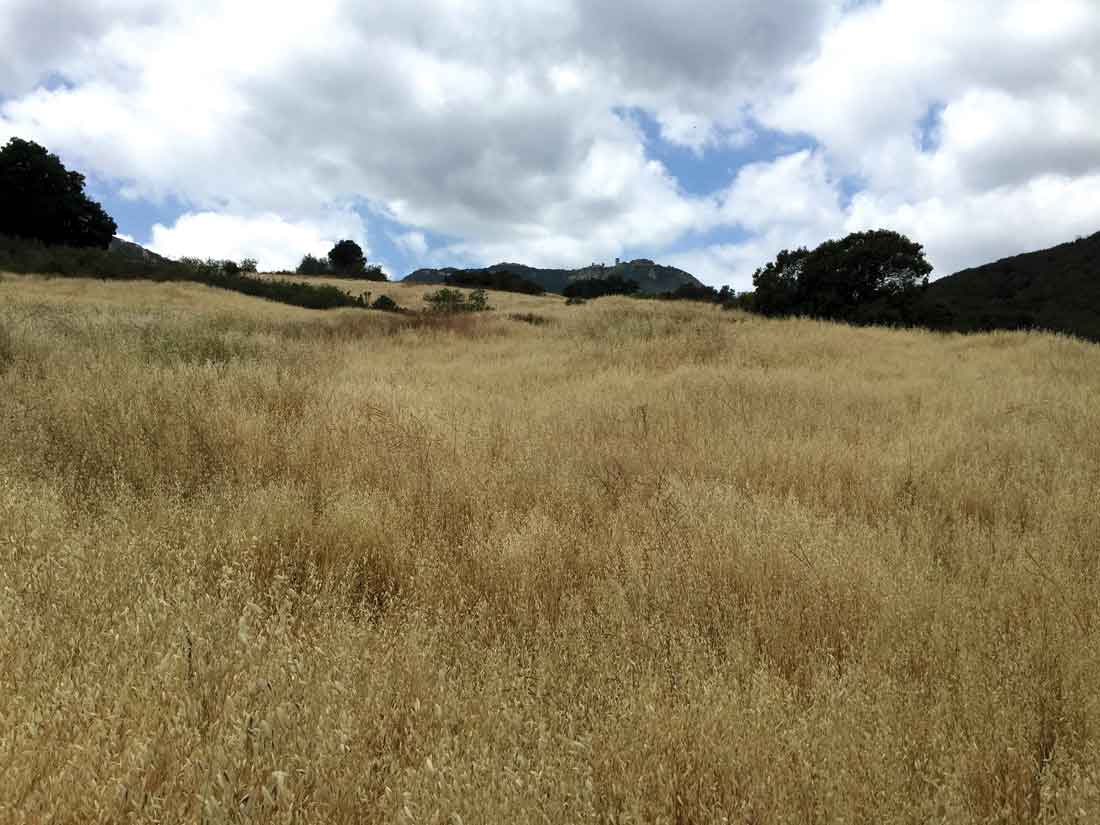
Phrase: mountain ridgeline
[{"left": 404, "top": 259, "right": 705, "bottom": 295}]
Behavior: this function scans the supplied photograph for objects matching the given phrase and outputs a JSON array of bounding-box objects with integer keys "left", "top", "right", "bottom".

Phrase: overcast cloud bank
[{"left": 2, "top": 0, "right": 1098, "bottom": 284}]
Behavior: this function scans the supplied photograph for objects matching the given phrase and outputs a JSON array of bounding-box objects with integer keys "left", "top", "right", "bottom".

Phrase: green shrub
[
  {"left": 466, "top": 289, "right": 490, "bottom": 312},
  {"left": 0, "top": 321, "right": 14, "bottom": 373},
  {"left": 507, "top": 312, "right": 551, "bottom": 326},
  {"left": 423, "top": 287, "right": 491, "bottom": 313},
  {"left": 444, "top": 267, "right": 543, "bottom": 294},
  {"left": 371, "top": 294, "right": 401, "bottom": 312},
  {"left": 296, "top": 254, "right": 329, "bottom": 275}
]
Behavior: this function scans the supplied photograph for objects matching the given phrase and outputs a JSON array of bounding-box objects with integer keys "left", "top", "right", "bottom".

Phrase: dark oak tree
[
  {"left": 325, "top": 239, "right": 387, "bottom": 280},
  {"left": 751, "top": 247, "right": 810, "bottom": 316},
  {"left": 0, "top": 137, "right": 117, "bottom": 248},
  {"left": 327, "top": 239, "right": 367, "bottom": 276},
  {"left": 752, "top": 230, "right": 932, "bottom": 320}
]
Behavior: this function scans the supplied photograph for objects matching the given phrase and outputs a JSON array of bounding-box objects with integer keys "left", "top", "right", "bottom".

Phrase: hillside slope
[
  {"left": 918, "top": 230, "right": 1100, "bottom": 340},
  {"left": 108, "top": 236, "right": 171, "bottom": 264}
]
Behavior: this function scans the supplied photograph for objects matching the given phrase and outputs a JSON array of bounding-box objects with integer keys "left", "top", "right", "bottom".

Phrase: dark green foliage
[
  {"left": 0, "top": 320, "right": 13, "bottom": 373},
  {"left": 371, "top": 294, "right": 400, "bottom": 312},
  {"left": 328, "top": 239, "right": 369, "bottom": 277},
  {"left": 444, "top": 267, "right": 544, "bottom": 295},
  {"left": 800, "top": 231, "right": 931, "bottom": 319},
  {"left": 0, "top": 138, "right": 117, "bottom": 249},
  {"left": 751, "top": 231, "right": 931, "bottom": 321},
  {"left": 646, "top": 282, "right": 753, "bottom": 311},
  {"left": 239, "top": 258, "right": 258, "bottom": 273},
  {"left": 423, "top": 287, "right": 491, "bottom": 313},
  {"left": 328, "top": 239, "right": 366, "bottom": 275},
  {"left": 562, "top": 275, "right": 640, "bottom": 299},
  {"left": 205, "top": 268, "right": 359, "bottom": 310},
  {"left": 296, "top": 243, "right": 386, "bottom": 280},
  {"left": 466, "top": 289, "right": 490, "bottom": 312},
  {"left": 722, "top": 289, "right": 756, "bottom": 312},
  {"left": 743, "top": 228, "right": 1100, "bottom": 341},
  {"left": 651, "top": 282, "right": 751, "bottom": 310},
  {"left": 296, "top": 254, "right": 329, "bottom": 275},
  {"left": 359, "top": 264, "right": 388, "bottom": 282},
  {"left": 655, "top": 283, "right": 720, "bottom": 303},
  {"left": 508, "top": 313, "right": 551, "bottom": 326},
  {"left": 424, "top": 287, "right": 465, "bottom": 312},
  {"left": 905, "top": 230, "right": 1100, "bottom": 341},
  {"left": 751, "top": 247, "right": 808, "bottom": 316},
  {"left": 0, "top": 234, "right": 363, "bottom": 311}
]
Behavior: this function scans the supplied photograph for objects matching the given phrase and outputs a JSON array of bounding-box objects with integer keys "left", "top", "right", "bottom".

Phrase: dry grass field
[{"left": 2, "top": 271, "right": 1099, "bottom": 823}]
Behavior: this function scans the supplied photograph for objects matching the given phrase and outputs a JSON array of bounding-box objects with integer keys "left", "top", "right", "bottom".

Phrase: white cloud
[
  {"left": 0, "top": 0, "right": 832, "bottom": 273},
  {"left": 393, "top": 231, "right": 428, "bottom": 259},
  {"left": 148, "top": 211, "right": 367, "bottom": 272},
  {"left": 848, "top": 172, "right": 1100, "bottom": 276},
  {"left": 638, "top": 0, "right": 1100, "bottom": 294},
  {"left": 2, "top": 0, "right": 1099, "bottom": 289},
  {"left": 719, "top": 150, "right": 844, "bottom": 234},
  {"left": 664, "top": 150, "right": 848, "bottom": 290}
]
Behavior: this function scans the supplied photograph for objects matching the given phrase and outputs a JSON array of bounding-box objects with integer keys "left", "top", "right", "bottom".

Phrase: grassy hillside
[
  {"left": 917, "top": 230, "right": 1100, "bottom": 340},
  {"left": 2, "top": 272, "right": 1099, "bottom": 822}
]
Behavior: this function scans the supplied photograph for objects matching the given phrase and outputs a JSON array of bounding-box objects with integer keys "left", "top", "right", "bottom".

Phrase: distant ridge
[
  {"left": 108, "top": 236, "right": 171, "bottom": 265},
  {"left": 914, "top": 230, "right": 1100, "bottom": 341},
  {"left": 404, "top": 259, "right": 704, "bottom": 295}
]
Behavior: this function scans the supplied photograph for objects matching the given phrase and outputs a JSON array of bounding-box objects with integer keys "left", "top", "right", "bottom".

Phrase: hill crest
[
  {"left": 916, "top": 230, "right": 1100, "bottom": 340},
  {"left": 404, "top": 258, "right": 703, "bottom": 295}
]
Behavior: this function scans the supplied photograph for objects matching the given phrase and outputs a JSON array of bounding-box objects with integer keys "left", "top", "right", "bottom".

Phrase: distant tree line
[
  {"left": 562, "top": 274, "right": 640, "bottom": 299},
  {"left": 650, "top": 283, "right": 754, "bottom": 308},
  {"left": 0, "top": 233, "right": 372, "bottom": 310},
  {"left": 296, "top": 240, "right": 387, "bottom": 281},
  {"left": 10, "top": 136, "right": 1080, "bottom": 338},
  {"left": 444, "top": 267, "right": 544, "bottom": 295}
]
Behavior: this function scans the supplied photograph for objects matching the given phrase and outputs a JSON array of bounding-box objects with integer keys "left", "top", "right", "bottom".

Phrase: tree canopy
[
  {"left": 752, "top": 230, "right": 932, "bottom": 321},
  {"left": 293, "top": 240, "right": 386, "bottom": 280},
  {"left": 328, "top": 239, "right": 368, "bottom": 277},
  {"left": 0, "top": 137, "right": 117, "bottom": 249},
  {"left": 296, "top": 253, "right": 329, "bottom": 275}
]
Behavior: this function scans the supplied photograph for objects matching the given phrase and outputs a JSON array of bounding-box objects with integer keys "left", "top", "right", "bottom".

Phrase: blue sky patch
[
  {"left": 87, "top": 183, "right": 188, "bottom": 244},
  {"left": 620, "top": 107, "right": 819, "bottom": 196},
  {"left": 917, "top": 102, "right": 946, "bottom": 153}
]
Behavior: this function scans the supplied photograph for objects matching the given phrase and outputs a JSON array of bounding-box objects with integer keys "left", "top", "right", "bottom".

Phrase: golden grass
[{"left": 2, "top": 272, "right": 1099, "bottom": 823}]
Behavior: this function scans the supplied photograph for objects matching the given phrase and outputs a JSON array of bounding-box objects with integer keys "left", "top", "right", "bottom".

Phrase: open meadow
[{"left": 2, "top": 273, "right": 1099, "bottom": 823}]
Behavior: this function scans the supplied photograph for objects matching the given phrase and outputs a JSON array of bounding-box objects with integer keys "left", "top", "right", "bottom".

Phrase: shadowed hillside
[{"left": 917, "top": 231, "right": 1100, "bottom": 340}]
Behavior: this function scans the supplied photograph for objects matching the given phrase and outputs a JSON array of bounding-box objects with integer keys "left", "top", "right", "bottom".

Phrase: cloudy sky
[{"left": 2, "top": 0, "right": 1098, "bottom": 286}]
